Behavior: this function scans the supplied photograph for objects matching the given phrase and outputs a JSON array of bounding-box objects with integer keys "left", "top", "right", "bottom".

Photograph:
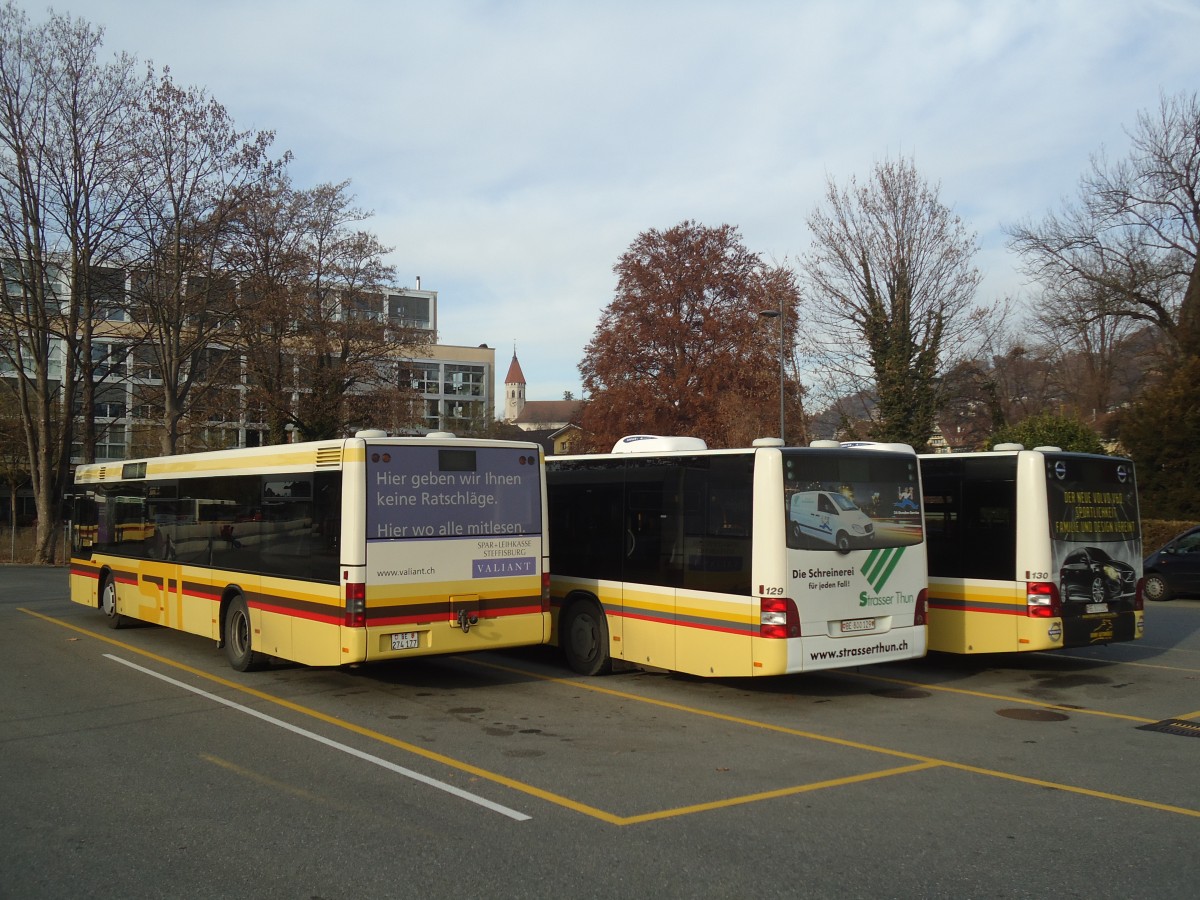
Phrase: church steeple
[{"left": 503, "top": 346, "right": 526, "bottom": 422}]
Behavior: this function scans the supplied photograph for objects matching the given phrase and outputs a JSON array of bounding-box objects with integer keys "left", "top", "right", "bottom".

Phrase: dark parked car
[
  {"left": 1059, "top": 546, "right": 1137, "bottom": 604},
  {"left": 1143, "top": 526, "right": 1200, "bottom": 602}
]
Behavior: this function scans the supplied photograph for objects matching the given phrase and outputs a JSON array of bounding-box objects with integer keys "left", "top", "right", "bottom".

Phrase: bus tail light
[
  {"left": 760, "top": 597, "right": 800, "bottom": 638},
  {"left": 914, "top": 588, "right": 928, "bottom": 626},
  {"left": 1133, "top": 578, "right": 1145, "bottom": 610},
  {"left": 345, "top": 582, "right": 366, "bottom": 627},
  {"left": 1026, "top": 581, "right": 1061, "bottom": 618},
  {"left": 541, "top": 571, "right": 551, "bottom": 610}
]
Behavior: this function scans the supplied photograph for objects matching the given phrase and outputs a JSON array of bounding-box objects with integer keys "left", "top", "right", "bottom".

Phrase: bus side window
[
  {"left": 623, "top": 459, "right": 684, "bottom": 588},
  {"left": 962, "top": 481, "right": 1016, "bottom": 581},
  {"left": 682, "top": 455, "right": 752, "bottom": 595}
]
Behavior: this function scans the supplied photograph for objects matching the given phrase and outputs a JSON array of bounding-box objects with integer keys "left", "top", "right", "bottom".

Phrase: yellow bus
[
  {"left": 920, "top": 445, "right": 1144, "bottom": 653},
  {"left": 547, "top": 436, "right": 928, "bottom": 677},
  {"left": 68, "top": 431, "right": 549, "bottom": 670}
]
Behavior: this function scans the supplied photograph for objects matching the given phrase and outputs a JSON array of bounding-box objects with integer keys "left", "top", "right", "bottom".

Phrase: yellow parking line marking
[
  {"left": 466, "top": 658, "right": 1200, "bottom": 820},
  {"left": 618, "top": 763, "right": 940, "bottom": 825},
  {"left": 467, "top": 658, "right": 937, "bottom": 759},
  {"left": 21, "top": 609, "right": 617, "bottom": 824},
  {"left": 202, "top": 753, "right": 324, "bottom": 802},
  {"left": 106, "top": 652, "right": 535, "bottom": 821},
  {"left": 24, "top": 609, "right": 1200, "bottom": 824},
  {"left": 835, "top": 670, "right": 1158, "bottom": 723},
  {"left": 1048, "top": 651, "right": 1200, "bottom": 673},
  {"left": 942, "top": 762, "right": 1200, "bottom": 818}
]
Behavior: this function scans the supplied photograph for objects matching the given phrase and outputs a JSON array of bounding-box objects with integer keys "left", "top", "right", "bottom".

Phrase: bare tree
[
  {"left": 0, "top": 4, "right": 128, "bottom": 560},
  {"left": 1027, "top": 280, "right": 1145, "bottom": 421},
  {"left": 802, "top": 156, "right": 989, "bottom": 450},
  {"left": 125, "top": 67, "right": 278, "bottom": 454},
  {"left": 1008, "top": 91, "right": 1200, "bottom": 360},
  {"left": 0, "top": 380, "right": 28, "bottom": 539},
  {"left": 39, "top": 13, "right": 145, "bottom": 464},
  {"left": 232, "top": 177, "right": 412, "bottom": 441},
  {"left": 225, "top": 168, "right": 308, "bottom": 444},
  {"left": 580, "top": 220, "right": 803, "bottom": 451}
]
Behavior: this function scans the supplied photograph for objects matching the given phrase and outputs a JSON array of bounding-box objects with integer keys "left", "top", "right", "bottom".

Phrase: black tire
[
  {"left": 835, "top": 531, "right": 851, "bottom": 553},
  {"left": 561, "top": 599, "right": 612, "bottom": 676},
  {"left": 224, "top": 594, "right": 265, "bottom": 671},
  {"left": 99, "top": 573, "right": 126, "bottom": 630},
  {"left": 1143, "top": 573, "right": 1174, "bottom": 602}
]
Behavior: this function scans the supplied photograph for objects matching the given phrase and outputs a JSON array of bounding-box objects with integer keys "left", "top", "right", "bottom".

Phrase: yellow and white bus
[
  {"left": 547, "top": 436, "right": 928, "bottom": 677},
  {"left": 920, "top": 445, "right": 1144, "bottom": 654},
  {"left": 68, "top": 431, "right": 550, "bottom": 670}
]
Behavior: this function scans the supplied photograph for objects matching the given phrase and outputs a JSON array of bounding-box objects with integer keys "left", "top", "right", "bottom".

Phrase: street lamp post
[{"left": 758, "top": 296, "right": 785, "bottom": 444}]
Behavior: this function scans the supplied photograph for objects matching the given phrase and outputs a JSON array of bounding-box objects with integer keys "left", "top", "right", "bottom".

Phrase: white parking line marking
[{"left": 104, "top": 653, "right": 531, "bottom": 822}]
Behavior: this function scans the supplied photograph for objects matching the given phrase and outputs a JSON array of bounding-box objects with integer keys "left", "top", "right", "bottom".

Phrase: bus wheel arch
[
  {"left": 98, "top": 568, "right": 126, "bottom": 629},
  {"left": 560, "top": 593, "right": 612, "bottom": 676},
  {"left": 222, "top": 590, "right": 266, "bottom": 672}
]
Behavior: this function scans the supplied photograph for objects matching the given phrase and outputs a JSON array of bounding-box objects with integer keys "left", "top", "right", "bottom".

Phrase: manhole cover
[
  {"left": 996, "top": 707, "right": 1069, "bottom": 722},
  {"left": 1137, "top": 718, "right": 1200, "bottom": 738}
]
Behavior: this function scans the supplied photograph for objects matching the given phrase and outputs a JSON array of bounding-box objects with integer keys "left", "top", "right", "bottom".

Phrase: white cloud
[{"left": 50, "top": 0, "right": 1200, "bottom": 406}]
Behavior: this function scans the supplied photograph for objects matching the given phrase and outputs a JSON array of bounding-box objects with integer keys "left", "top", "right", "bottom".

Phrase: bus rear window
[{"left": 783, "top": 451, "right": 923, "bottom": 550}]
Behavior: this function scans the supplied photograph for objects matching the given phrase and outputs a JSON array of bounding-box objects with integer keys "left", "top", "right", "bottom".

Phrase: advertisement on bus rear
[
  {"left": 1044, "top": 454, "right": 1141, "bottom": 620},
  {"left": 367, "top": 444, "right": 542, "bottom": 541}
]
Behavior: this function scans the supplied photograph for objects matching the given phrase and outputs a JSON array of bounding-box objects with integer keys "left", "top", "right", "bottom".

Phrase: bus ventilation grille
[
  {"left": 315, "top": 447, "right": 343, "bottom": 467},
  {"left": 96, "top": 466, "right": 108, "bottom": 480},
  {"left": 1136, "top": 718, "right": 1200, "bottom": 738}
]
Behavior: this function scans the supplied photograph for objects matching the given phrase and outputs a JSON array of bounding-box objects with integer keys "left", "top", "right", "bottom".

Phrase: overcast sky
[{"left": 38, "top": 0, "right": 1200, "bottom": 409}]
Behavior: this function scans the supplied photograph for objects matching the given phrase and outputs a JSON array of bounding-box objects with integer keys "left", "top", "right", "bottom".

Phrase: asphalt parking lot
[{"left": 3, "top": 565, "right": 1198, "bottom": 899}]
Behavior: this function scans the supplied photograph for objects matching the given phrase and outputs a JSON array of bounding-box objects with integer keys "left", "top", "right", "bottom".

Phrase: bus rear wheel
[
  {"left": 99, "top": 574, "right": 126, "bottom": 630},
  {"left": 224, "top": 595, "right": 265, "bottom": 672},
  {"left": 561, "top": 599, "right": 612, "bottom": 676}
]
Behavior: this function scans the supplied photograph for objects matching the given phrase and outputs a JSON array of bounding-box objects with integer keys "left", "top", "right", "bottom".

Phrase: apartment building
[{"left": 1, "top": 267, "right": 496, "bottom": 467}]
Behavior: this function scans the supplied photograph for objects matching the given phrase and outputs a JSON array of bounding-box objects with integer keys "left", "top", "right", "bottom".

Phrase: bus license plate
[
  {"left": 840, "top": 617, "right": 875, "bottom": 633},
  {"left": 391, "top": 632, "right": 420, "bottom": 650},
  {"left": 1086, "top": 603, "right": 1108, "bottom": 614}
]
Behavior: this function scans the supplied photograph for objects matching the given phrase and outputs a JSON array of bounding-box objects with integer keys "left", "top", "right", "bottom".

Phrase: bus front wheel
[
  {"left": 224, "top": 595, "right": 265, "bottom": 672},
  {"left": 561, "top": 599, "right": 612, "bottom": 676}
]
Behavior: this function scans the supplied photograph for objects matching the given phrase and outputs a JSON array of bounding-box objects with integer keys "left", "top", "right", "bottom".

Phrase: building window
[
  {"left": 388, "top": 293, "right": 432, "bottom": 330},
  {"left": 92, "top": 342, "right": 127, "bottom": 378},
  {"left": 95, "top": 385, "right": 127, "bottom": 419},
  {"left": 132, "top": 345, "right": 161, "bottom": 381},
  {"left": 90, "top": 266, "right": 126, "bottom": 321},
  {"left": 401, "top": 363, "right": 440, "bottom": 394},
  {"left": 445, "top": 364, "right": 485, "bottom": 398},
  {"left": 423, "top": 399, "right": 441, "bottom": 428},
  {"left": 345, "top": 292, "right": 383, "bottom": 322}
]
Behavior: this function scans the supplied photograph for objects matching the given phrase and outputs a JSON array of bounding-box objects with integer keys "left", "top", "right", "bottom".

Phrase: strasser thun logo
[{"left": 859, "top": 547, "right": 914, "bottom": 607}]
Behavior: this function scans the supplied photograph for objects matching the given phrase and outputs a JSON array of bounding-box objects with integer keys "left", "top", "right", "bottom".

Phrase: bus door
[{"left": 620, "top": 458, "right": 682, "bottom": 670}]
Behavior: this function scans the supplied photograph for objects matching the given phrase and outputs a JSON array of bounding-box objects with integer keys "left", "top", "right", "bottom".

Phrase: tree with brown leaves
[{"left": 580, "top": 221, "right": 802, "bottom": 451}]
